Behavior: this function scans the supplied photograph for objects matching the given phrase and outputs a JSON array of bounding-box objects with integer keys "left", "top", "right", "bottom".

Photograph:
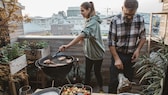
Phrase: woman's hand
[
  {"left": 58, "top": 45, "right": 68, "bottom": 51},
  {"left": 58, "top": 34, "right": 84, "bottom": 52}
]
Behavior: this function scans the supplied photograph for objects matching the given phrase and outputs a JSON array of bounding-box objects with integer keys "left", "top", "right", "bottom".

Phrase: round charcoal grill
[{"left": 35, "top": 53, "right": 75, "bottom": 81}]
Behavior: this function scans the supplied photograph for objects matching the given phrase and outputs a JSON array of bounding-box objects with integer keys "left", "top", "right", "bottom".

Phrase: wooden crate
[
  {"left": 24, "top": 46, "right": 50, "bottom": 61},
  {"left": 0, "top": 54, "right": 28, "bottom": 95}
]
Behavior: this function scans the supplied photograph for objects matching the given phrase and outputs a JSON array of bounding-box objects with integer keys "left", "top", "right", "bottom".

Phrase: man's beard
[{"left": 124, "top": 16, "right": 133, "bottom": 23}]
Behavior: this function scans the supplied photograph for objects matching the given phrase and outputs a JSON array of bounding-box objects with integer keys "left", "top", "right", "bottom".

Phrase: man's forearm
[
  {"left": 136, "top": 38, "right": 146, "bottom": 51},
  {"left": 109, "top": 46, "right": 120, "bottom": 61}
]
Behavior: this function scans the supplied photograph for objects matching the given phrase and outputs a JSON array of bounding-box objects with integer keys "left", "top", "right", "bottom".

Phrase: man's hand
[
  {"left": 115, "top": 59, "right": 124, "bottom": 70},
  {"left": 131, "top": 49, "right": 140, "bottom": 62}
]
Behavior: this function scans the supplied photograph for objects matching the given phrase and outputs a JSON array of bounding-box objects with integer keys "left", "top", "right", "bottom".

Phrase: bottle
[{"left": 19, "top": 85, "right": 32, "bottom": 95}]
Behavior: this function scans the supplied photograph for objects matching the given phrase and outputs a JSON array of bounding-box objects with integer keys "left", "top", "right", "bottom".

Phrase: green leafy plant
[
  {"left": 21, "top": 40, "right": 48, "bottom": 49},
  {"left": 0, "top": 42, "right": 26, "bottom": 89},
  {"left": 134, "top": 40, "right": 168, "bottom": 95},
  {"left": 0, "top": 42, "right": 24, "bottom": 63}
]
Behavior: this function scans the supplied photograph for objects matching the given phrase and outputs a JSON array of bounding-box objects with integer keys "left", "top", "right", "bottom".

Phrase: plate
[
  {"left": 60, "top": 84, "right": 92, "bottom": 95},
  {"left": 32, "top": 87, "right": 60, "bottom": 95}
]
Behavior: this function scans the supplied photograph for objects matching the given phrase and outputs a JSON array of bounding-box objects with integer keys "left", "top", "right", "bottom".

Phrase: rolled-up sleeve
[
  {"left": 81, "top": 21, "right": 95, "bottom": 38},
  {"left": 108, "top": 19, "right": 117, "bottom": 47}
]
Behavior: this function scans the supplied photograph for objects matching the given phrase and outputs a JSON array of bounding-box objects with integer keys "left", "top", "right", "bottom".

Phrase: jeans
[
  {"left": 84, "top": 57, "right": 103, "bottom": 88},
  {"left": 108, "top": 52, "right": 134, "bottom": 94}
]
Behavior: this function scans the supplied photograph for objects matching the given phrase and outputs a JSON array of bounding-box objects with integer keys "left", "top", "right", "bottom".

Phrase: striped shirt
[{"left": 108, "top": 14, "right": 146, "bottom": 54}]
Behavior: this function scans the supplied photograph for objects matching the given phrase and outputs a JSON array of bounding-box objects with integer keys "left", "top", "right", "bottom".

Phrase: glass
[{"left": 19, "top": 85, "right": 32, "bottom": 95}]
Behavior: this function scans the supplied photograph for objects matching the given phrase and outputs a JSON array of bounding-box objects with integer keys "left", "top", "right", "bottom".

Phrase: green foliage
[
  {"left": 0, "top": 42, "right": 24, "bottom": 63},
  {"left": 134, "top": 40, "right": 168, "bottom": 95},
  {"left": 21, "top": 40, "right": 48, "bottom": 49},
  {"left": 0, "top": 1, "right": 31, "bottom": 48}
]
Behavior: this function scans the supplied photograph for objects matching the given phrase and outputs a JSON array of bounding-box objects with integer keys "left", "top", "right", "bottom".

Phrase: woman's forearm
[{"left": 67, "top": 34, "right": 84, "bottom": 48}]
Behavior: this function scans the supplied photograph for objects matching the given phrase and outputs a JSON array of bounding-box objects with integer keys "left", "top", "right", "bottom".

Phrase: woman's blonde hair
[{"left": 81, "top": 1, "right": 96, "bottom": 18}]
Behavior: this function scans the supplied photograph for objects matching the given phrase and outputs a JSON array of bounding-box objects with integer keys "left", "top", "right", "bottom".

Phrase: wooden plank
[{"left": 9, "top": 54, "right": 27, "bottom": 75}]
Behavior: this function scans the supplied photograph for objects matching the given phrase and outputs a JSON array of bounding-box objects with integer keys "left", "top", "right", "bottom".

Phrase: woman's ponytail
[{"left": 89, "top": 1, "right": 96, "bottom": 17}]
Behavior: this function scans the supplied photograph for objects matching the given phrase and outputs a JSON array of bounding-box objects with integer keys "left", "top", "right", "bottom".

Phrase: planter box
[
  {"left": 0, "top": 54, "right": 27, "bottom": 75},
  {"left": 9, "top": 54, "right": 28, "bottom": 95},
  {"left": 9, "top": 54, "right": 27, "bottom": 75},
  {"left": 24, "top": 46, "right": 50, "bottom": 61}
]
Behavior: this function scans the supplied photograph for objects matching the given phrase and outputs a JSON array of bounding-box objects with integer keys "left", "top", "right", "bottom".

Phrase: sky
[{"left": 19, "top": 0, "right": 163, "bottom": 17}]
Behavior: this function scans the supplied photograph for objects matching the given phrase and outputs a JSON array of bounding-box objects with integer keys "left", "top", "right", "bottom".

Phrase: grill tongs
[{"left": 52, "top": 50, "right": 61, "bottom": 58}]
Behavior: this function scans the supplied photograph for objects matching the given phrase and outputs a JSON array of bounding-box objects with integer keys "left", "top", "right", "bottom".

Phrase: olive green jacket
[{"left": 81, "top": 15, "right": 105, "bottom": 60}]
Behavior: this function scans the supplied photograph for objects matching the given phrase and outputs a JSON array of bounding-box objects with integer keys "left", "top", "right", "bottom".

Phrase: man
[{"left": 108, "top": 0, "right": 146, "bottom": 94}]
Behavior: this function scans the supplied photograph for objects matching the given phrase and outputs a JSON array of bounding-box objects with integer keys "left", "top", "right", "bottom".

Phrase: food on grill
[
  {"left": 43, "top": 59, "right": 54, "bottom": 64},
  {"left": 66, "top": 59, "right": 72, "bottom": 63},
  {"left": 43, "top": 56, "right": 72, "bottom": 66},
  {"left": 58, "top": 56, "right": 66, "bottom": 61},
  {"left": 61, "top": 86, "right": 91, "bottom": 95}
]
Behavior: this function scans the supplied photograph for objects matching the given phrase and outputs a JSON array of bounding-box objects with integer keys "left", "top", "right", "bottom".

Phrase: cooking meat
[
  {"left": 58, "top": 56, "right": 66, "bottom": 61},
  {"left": 66, "top": 59, "right": 72, "bottom": 63},
  {"left": 43, "top": 59, "right": 54, "bottom": 64}
]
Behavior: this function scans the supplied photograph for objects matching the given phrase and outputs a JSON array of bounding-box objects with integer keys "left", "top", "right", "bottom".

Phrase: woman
[{"left": 59, "top": 1, "right": 105, "bottom": 92}]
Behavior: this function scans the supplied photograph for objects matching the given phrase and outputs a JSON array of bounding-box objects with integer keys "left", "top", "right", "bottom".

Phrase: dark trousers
[
  {"left": 108, "top": 52, "right": 134, "bottom": 94},
  {"left": 84, "top": 57, "right": 103, "bottom": 88}
]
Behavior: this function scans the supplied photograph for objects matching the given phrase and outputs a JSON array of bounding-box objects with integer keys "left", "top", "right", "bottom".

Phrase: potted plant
[
  {"left": 134, "top": 40, "right": 168, "bottom": 95},
  {"left": 0, "top": 42, "right": 27, "bottom": 74},
  {"left": 21, "top": 40, "right": 50, "bottom": 61},
  {"left": 20, "top": 40, "right": 50, "bottom": 88},
  {"left": 0, "top": 42, "right": 28, "bottom": 93}
]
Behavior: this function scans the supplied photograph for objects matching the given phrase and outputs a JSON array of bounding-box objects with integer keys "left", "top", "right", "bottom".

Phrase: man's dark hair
[{"left": 124, "top": 0, "right": 138, "bottom": 11}]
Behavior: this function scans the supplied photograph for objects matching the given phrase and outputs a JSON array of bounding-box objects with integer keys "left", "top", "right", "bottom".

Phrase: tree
[{"left": 0, "top": 0, "right": 30, "bottom": 47}]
